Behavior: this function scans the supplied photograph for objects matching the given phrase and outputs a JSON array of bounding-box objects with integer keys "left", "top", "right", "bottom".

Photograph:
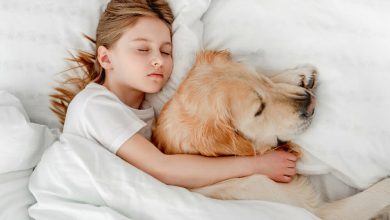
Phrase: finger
[
  {"left": 287, "top": 154, "right": 297, "bottom": 161},
  {"left": 286, "top": 160, "right": 296, "bottom": 168},
  {"left": 283, "top": 175, "right": 292, "bottom": 183},
  {"left": 279, "top": 151, "right": 298, "bottom": 161},
  {"left": 273, "top": 175, "right": 292, "bottom": 183},
  {"left": 270, "top": 175, "right": 285, "bottom": 183},
  {"left": 285, "top": 168, "right": 296, "bottom": 176}
]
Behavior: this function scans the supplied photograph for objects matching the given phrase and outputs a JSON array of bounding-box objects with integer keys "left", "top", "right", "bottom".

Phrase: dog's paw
[
  {"left": 271, "top": 64, "right": 318, "bottom": 90},
  {"left": 293, "top": 65, "right": 318, "bottom": 90}
]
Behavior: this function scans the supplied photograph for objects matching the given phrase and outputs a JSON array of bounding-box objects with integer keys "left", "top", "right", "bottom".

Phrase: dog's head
[
  {"left": 153, "top": 51, "right": 315, "bottom": 156},
  {"left": 227, "top": 72, "right": 315, "bottom": 155}
]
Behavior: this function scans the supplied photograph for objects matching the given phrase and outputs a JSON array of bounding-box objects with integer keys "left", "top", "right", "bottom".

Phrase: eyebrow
[{"left": 131, "top": 38, "right": 172, "bottom": 46}]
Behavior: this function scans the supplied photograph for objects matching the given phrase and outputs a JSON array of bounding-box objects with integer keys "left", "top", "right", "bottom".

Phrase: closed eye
[
  {"left": 254, "top": 94, "right": 266, "bottom": 117},
  {"left": 161, "top": 51, "right": 171, "bottom": 55},
  {"left": 255, "top": 102, "right": 265, "bottom": 117}
]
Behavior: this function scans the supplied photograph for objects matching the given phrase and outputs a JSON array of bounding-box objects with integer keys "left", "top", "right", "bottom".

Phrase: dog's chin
[{"left": 297, "top": 117, "right": 313, "bottom": 133}]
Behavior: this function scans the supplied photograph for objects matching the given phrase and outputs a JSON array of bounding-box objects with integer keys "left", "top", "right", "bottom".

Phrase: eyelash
[{"left": 137, "top": 49, "right": 171, "bottom": 56}]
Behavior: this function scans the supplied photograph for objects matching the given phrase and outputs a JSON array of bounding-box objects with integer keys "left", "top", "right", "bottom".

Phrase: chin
[{"left": 144, "top": 86, "right": 163, "bottom": 94}]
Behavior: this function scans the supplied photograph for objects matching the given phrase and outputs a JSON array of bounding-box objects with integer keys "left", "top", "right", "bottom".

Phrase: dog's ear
[{"left": 193, "top": 96, "right": 256, "bottom": 157}]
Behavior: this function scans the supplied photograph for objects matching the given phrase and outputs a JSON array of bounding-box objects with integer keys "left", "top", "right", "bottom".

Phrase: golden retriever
[{"left": 152, "top": 50, "right": 390, "bottom": 220}]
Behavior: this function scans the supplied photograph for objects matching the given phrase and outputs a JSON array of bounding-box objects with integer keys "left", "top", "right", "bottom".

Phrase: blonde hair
[{"left": 50, "top": 0, "right": 174, "bottom": 125}]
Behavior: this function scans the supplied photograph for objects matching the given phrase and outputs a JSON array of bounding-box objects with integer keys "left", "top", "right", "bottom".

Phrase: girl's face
[{"left": 102, "top": 16, "right": 173, "bottom": 94}]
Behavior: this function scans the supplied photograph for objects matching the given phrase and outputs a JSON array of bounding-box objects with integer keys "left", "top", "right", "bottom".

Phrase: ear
[
  {"left": 200, "top": 118, "right": 255, "bottom": 157},
  {"left": 194, "top": 96, "right": 256, "bottom": 157},
  {"left": 97, "top": 45, "right": 113, "bottom": 70}
]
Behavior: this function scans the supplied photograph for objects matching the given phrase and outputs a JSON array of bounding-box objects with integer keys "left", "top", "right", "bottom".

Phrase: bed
[{"left": 1, "top": 0, "right": 389, "bottom": 219}]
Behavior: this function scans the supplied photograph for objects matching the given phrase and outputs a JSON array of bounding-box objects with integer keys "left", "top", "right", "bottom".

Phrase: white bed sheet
[{"left": 28, "top": 133, "right": 319, "bottom": 220}]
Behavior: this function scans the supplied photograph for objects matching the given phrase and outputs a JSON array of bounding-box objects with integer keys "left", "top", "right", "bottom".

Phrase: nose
[
  {"left": 152, "top": 59, "right": 162, "bottom": 68},
  {"left": 299, "top": 91, "right": 316, "bottom": 118},
  {"left": 151, "top": 54, "right": 163, "bottom": 69}
]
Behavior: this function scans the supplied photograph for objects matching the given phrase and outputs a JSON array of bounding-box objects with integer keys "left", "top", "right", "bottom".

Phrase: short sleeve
[{"left": 80, "top": 94, "right": 146, "bottom": 153}]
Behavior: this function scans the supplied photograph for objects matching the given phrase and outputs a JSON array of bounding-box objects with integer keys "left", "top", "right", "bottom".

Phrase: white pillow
[
  {"left": 0, "top": 0, "right": 109, "bottom": 128},
  {"left": 201, "top": 0, "right": 390, "bottom": 189},
  {"left": 0, "top": 91, "right": 58, "bottom": 220}
]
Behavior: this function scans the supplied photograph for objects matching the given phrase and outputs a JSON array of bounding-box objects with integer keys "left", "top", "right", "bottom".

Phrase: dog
[{"left": 152, "top": 50, "right": 390, "bottom": 220}]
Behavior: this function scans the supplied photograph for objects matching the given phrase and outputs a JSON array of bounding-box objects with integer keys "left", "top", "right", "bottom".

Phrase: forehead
[{"left": 121, "top": 16, "right": 171, "bottom": 44}]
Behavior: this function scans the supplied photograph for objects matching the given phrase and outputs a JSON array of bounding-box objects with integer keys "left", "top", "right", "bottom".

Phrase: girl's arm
[{"left": 117, "top": 133, "right": 297, "bottom": 188}]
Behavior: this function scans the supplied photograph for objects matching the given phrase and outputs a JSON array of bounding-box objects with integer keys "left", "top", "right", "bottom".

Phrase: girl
[{"left": 51, "top": 0, "right": 297, "bottom": 189}]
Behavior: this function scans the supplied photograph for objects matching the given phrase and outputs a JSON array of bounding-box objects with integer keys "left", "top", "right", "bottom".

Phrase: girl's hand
[{"left": 253, "top": 150, "right": 297, "bottom": 183}]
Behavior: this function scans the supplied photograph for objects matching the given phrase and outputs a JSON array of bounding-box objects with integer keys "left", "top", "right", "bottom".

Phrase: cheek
[
  {"left": 113, "top": 52, "right": 143, "bottom": 71},
  {"left": 110, "top": 51, "right": 127, "bottom": 69},
  {"left": 164, "top": 57, "right": 173, "bottom": 73}
]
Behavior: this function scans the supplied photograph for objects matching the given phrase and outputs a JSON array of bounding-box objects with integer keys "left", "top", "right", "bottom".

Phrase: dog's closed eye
[{"left": 255, "top": 95, "right": 266, "bottom": 117}]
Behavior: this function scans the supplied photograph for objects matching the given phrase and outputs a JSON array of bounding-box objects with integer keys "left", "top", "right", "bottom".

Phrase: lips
[{"left": 148, "top": 73, "right": 164, "bottom": 78}]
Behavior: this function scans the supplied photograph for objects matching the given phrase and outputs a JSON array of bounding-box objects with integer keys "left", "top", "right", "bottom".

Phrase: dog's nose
[{"left": 300, "top": 91, "right": 316, "bottom": 118}]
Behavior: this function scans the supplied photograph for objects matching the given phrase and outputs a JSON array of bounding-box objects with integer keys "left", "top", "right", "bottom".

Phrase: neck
[{"left": 102, "top": 80, "right": 145, "bottom": 109}]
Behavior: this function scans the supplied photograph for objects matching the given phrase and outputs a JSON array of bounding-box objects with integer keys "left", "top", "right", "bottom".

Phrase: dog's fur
[{"left": 152, "top": 50, "right": 390, "bottom": 220}]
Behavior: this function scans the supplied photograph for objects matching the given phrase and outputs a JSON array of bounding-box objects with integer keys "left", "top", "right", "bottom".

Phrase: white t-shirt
[{"left": 63, "top": 83, "right": 155, "bottom": 154}]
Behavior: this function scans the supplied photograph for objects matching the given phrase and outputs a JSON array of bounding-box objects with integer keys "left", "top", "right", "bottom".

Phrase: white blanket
[
  {"left": 28, "top": 134, "right": 318, "bottom": 220},
  {"left": 0, "top": 91, "right": 58, "bottom": 220}
]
